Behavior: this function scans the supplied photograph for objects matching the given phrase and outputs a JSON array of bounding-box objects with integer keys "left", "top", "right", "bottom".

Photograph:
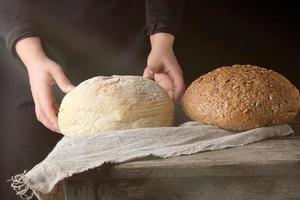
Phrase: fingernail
[
  {"left": 168, "top": 91, "right": 174, "bottom": 99},
  {"left": 53, "top": 123, "right": 60, "bottom": 132},
  {"left": 55, "top": 127, "right": 61, "bottom": 133},
  {"left": 148, "top": 70, "right": 154, "bottom": 75},
  {"left": 144, "top": 70, "right": 154, "bottom": 79},
  {"left": 68, "top": 85, "right": 75, "bottom": 91}
]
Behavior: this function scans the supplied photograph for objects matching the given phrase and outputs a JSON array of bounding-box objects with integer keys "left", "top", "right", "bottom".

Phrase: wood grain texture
[
  {"left": 64, "top": 180, "right": 95, "bottom": 200},
  {"left": 64, "top": 114, "right": 300, "bottom": 200},
  {"left": 70, "top": 139, "right": 300, "bottom": 179},
  {"left": 65, "top": 176, "right": 300, "bottom": 200}
]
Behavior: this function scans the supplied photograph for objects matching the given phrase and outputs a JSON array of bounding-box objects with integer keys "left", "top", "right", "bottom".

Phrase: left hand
[{"left": 143, "top": 33, "right": 185, "bottom": 103}]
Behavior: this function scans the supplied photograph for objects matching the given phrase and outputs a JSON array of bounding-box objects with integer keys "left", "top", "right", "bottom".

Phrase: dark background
[
  {"left": 177, "top": 1, "right": 299, "bottom": 88},
  {"left": 0, "top": 1, "right": 299, "bottom": 129},
  {"left": 0, "top": 1, "right": 299, "bottom": 103},
  {"left": 0, "top": 2, "right": 299, "bottom": 198},
  {"left": 0, "top": 1, "right": 299, "bottom": 89}
]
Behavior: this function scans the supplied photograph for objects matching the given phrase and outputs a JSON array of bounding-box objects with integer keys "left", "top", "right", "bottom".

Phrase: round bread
[
  {"left": 58, "top": 75, "right": 174, "bottom": 137},
  {"left": 182, "top": 64, "right": 300, "bottom": 130}
]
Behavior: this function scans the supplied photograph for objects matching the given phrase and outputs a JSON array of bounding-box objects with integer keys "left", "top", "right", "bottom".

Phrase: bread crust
[
  {"left": 182, "top": 64, "right": 300, "bottom": 130},
  {"left": 58, "top": 75, "right": 174, "bottom": 137}
]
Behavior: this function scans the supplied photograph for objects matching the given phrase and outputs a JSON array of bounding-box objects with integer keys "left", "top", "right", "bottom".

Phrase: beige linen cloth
[{"left": 9, "top": 121, "right": 293, "bottom": 200}]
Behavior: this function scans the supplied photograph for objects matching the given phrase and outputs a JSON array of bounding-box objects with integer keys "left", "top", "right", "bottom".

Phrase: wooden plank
[
  {"left": 64, "top": 180, "right": 95, "bottom": 200},
  {"left": 71, "top": 114, "right": 300, "bottom": 180},
  {"left": 64, "top": 113, "right": 300, "bottom": 199},
  {"left": 70, "top": 139, "right": 300, "bottom": 179},
  {"left": 64, "top": 176, "right": 300, "bottom": 200}
]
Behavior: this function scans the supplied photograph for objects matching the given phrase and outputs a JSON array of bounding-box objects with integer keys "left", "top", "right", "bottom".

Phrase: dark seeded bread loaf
[{"left": 182, "top": 64, "right": 300, "bottom": 130}]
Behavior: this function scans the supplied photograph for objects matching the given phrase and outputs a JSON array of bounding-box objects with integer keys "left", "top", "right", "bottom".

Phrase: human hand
[
  {"left": 143, "top": 33, "right": 185, "bottom": 103},
  {"left": 16, "top": 37, "right": 74, "bottom": 133}
]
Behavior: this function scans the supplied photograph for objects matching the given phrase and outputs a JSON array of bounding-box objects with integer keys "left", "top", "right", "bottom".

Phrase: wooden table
[{"left": 63, "top": 115, "right": 300, "bottom": 200}]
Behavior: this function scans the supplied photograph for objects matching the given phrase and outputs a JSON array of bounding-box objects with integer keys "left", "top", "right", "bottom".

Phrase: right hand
[{"left": 16, "top": 37, "right": 74, "bottom": 133}]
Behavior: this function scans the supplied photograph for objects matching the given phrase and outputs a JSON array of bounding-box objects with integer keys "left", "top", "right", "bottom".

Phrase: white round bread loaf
[
  {"left": 58, "top": 75, "right": 174, "bottom": 137},
  {"left": 182, "top": 64, "right": 300, "bottom": 130}
]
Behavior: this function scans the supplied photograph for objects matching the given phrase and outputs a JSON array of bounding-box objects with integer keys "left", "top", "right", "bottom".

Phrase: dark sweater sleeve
[
  {"left": 144, "top": 0, "right": 184, "bottom": 37},
  {"left": 0, "top": 0, "right": 37, "bottom": 57}
]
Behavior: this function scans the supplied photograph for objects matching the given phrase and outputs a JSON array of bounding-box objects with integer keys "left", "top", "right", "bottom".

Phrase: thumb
[
  {"left": 51, "top": 67, "right": 74, "bottom": 93},
  {"left": 143, "top": 65, "right": 160, "bottom": 80}
]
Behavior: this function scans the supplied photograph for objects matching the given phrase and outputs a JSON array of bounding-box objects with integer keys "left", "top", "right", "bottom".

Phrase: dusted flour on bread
[
  {"left": 182, "top": 64, "right": 300, "bottom": 130},
  {"left": 58, "top": 75, "right": 174, "bottom": 137}
]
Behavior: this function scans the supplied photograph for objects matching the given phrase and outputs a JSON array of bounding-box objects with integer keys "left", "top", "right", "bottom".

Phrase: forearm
[{"left": 15, "top": 37, "right": 47, "bottom": 69}]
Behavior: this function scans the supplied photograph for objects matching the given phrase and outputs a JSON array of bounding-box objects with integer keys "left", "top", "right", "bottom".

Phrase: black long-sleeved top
[{"left": 0, "top": 0, "right": 184, "bottom": 58}]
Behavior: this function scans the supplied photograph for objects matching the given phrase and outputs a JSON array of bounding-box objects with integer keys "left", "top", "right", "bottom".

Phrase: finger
[
  {"left": 52, "top": 99, "right": 61, "bottom": 133},
  {"left": 154, "top": 73, "right": 175, "bottom": 99},
  {"left": 53, "top": 102, "right": 60, "bottom": 115},
  {"left": 35, "top": 104, "right": 58, "bottom": 132},
  {"left": 51, "top": 67, "right": 74, "bottom": 93},
  {"left": 38, "top": 84, "right": 60, "bottom": 132},
  {"left": 168, "top": 67, "right": 186, "bottom": 102},
  {"left": 143, "top": 65, "right": 160, "bottom": 80},
  {"left": 30, "top": 82, "right": 58, "bottom": 132},
  {"left": 50, "top": 92, "right": 59, "bottom": 115}
]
